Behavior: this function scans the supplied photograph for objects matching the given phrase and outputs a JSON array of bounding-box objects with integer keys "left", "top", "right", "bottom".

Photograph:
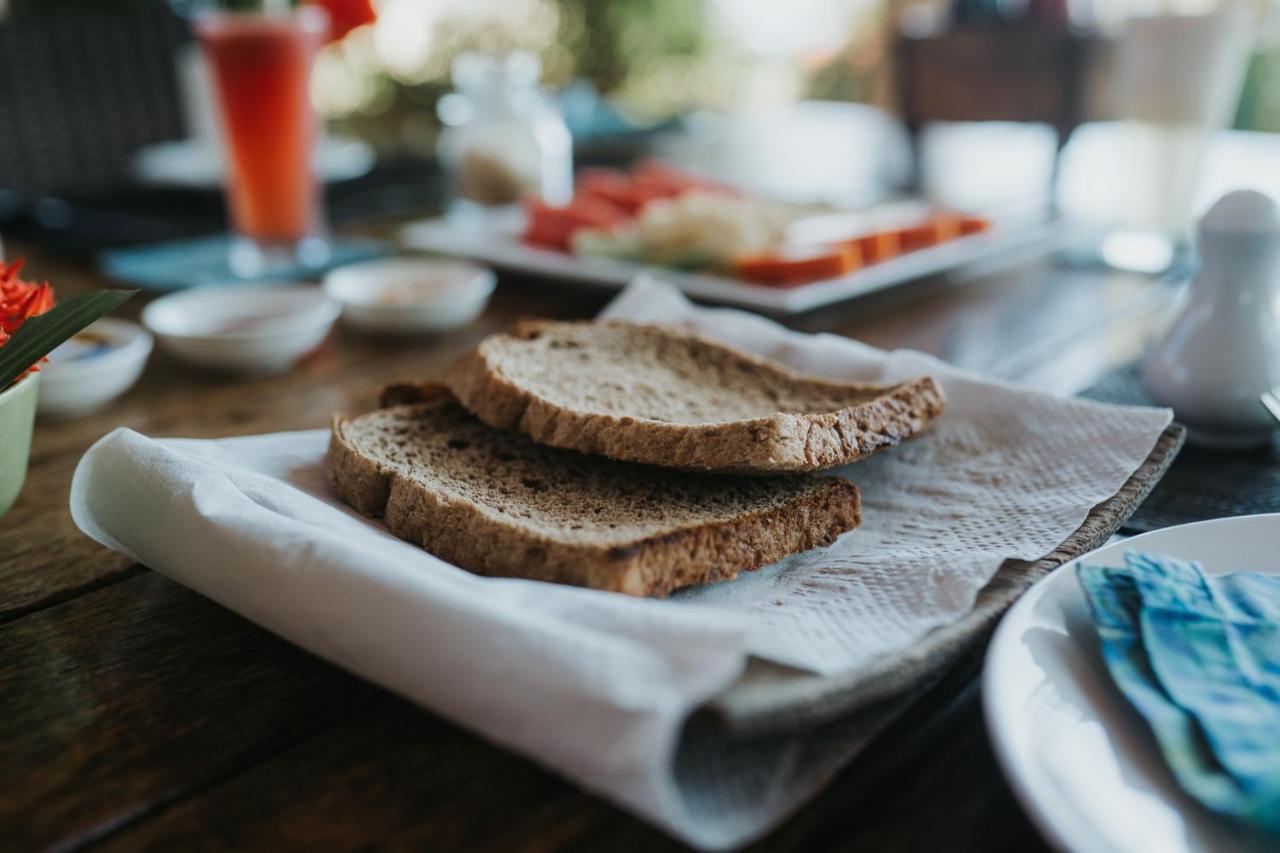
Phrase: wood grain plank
[
  {"left": 96, "top": 697, "right": 682, "bottom": 852},
  {"left": 0, "top": 452, "right": 138, "bottom": 623},
  {"left": 0, "top": 572, "right": 380, "bottom": 850},
  {"left": 86, "top": 632, "right": 1046, "bottom": 851}
]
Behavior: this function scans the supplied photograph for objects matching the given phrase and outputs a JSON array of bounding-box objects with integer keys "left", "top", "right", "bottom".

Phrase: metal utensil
[{"left": 1262, "top": 387, "right": 1280, "bottom": 426}]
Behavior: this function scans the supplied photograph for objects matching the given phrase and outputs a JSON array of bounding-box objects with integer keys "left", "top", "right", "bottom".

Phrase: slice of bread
[
  {"left": 445, "top": 319, "right": 946, "bottom": 473},
  {"left": 327, "top": 386, "right": 860, "bottom": 597}
]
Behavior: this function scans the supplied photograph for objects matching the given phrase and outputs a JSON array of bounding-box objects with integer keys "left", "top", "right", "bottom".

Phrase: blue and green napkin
[{"left": 1079, "top": 552, "right": 1280, "bottom": 833}]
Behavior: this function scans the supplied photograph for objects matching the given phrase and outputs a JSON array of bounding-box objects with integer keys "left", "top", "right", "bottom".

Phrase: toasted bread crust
[
  {"left": 445, "top": 319, "right": 945, "bottom": 473},
  {"left": 326, "top": 401, "right": 861, "bottom": 597}
]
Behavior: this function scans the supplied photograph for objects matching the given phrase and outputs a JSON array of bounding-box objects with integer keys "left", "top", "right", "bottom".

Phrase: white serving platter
[
  {"left": 132, "top": 135, "right": 375, "bottom": 189},
  {"left": 400, "top": 213, "right": 1062, "bottom": 315},
  {"left": 984, "top": 513, "right": 1280, "bottom": 853}
]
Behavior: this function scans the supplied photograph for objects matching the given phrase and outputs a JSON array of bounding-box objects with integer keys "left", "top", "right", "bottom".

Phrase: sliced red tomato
[
  {"left": 577, "top": 170, "right": 672, "bottom": 215},
  {"left": 735, "top": 247, "right": 859, "bottom": 287},
  {"left": 630, "top": 160, "right": 730, "bottom": 197},
  {"left": 521, "top": 198, "right": 629, "bottom": 252}
]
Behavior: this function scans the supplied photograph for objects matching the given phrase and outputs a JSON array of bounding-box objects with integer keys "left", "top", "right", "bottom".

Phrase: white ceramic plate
[
  {"left": 132, "top": 136, "right": 376, "bottom": 189},
  {"left": 400, "top": 214, "right": 1064, "bottom": 315},
  {"left": 984, "top": 514, "right": 1280, "bottom": 853}
]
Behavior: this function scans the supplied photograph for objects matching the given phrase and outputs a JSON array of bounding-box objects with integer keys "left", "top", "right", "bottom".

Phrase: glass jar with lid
[{"left": 437, "top": 52, "right": 573, "bottom": 224}]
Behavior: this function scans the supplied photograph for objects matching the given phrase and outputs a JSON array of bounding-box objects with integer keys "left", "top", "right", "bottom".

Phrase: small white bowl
[
  {"left": 142, "top": 283, "right": 339, "bottom": 374},
  {"left": 323, "top": 257, "right": 495, "bottom": 334},
  {"left": 38, "top": 318, "right": 153, "bottom": 420}
]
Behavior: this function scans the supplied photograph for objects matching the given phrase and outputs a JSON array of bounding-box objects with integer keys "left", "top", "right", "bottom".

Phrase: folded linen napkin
[
  {"left": 71, "top": 276, "right": 1171, "bottom": 849},
  {"left": 1080, "top": 552, "right": 1280, "bottom": 833}
]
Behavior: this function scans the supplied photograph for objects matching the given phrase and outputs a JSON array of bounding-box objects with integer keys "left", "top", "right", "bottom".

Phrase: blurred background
[{"left": 0, "top": 0, "right": 1276, "bottom": 271}]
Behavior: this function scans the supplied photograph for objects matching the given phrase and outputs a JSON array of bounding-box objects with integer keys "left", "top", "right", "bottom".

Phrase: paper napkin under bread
[{"left": 71, "top": 277, "right": 1171, "bottom": 849}]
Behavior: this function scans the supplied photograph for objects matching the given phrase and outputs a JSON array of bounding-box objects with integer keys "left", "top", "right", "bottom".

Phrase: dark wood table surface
[{"left": 0, "top": 228, "right": 1179, "bottom": 851}]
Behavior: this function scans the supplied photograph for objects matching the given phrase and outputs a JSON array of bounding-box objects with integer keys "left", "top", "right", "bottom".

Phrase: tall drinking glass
[{"left": 194, "top": 2, "right": 329, "bottom": 277}]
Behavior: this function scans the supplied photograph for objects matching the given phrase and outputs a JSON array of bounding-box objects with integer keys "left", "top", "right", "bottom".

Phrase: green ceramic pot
[{"left": 0, "top": 372, "right": 39, "bottom": 518}]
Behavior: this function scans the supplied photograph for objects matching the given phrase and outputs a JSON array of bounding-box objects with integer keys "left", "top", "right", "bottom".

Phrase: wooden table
[{"left": 1, "top": 235, "right": 1178, "bottom": 850}]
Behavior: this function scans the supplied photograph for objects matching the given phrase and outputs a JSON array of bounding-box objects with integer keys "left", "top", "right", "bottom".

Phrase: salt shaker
[
  {"left": 436, "top": 52, "right": 573, "bottom": 224},
  {"left": 1141, "top": 189, "right": 1280, "bottom": 447}
]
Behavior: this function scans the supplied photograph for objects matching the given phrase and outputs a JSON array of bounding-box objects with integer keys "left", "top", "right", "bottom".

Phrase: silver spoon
[{"left": 1262, "top": 387, "right": 1280, "bottom": 426}]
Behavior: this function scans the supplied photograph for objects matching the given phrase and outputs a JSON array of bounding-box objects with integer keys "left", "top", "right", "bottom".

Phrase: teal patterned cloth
[
  {"left": 1079, "top": 552, "right": 1280, "bottom": 834},
  {"left": 99, "top": 234, "right": 392, "bottom": 291}
]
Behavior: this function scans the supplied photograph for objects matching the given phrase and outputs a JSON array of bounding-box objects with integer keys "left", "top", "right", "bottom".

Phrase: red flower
[
  {"left": 0, "top": 258, "right": 57, "bottom": 378},
  {"left": 308, "top": 0, "right": 376, "bottom": 43}
]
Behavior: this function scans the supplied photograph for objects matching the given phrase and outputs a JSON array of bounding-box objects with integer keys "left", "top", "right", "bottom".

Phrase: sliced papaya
[
  {"left": 735, "top": 246, "right": 860, "bottom": 287},
  {"left": 845, "top": 229, "right": 902, "bottom": 264},
  {"left": 957, "top": 215, "right": 991, "bottom": 236}
]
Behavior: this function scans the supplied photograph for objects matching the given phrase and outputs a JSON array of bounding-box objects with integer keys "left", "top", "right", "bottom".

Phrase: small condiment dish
[
  {"left": 142, "top": 283, "right": 339, "bottom": 374},
  {"left": 323, "top": 257, "right": 495, "bottom": 334},
  {"left": 38, "top": 318, "right": 153, "bottom": 420}
]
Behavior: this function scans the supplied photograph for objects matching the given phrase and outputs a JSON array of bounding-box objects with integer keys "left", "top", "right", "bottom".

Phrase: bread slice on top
[
  {"left": 327, "top": 385, "right": 861, "bottom": 597},
  {"left": 445, "top": 320, "right": 944, "bottom": 474}
]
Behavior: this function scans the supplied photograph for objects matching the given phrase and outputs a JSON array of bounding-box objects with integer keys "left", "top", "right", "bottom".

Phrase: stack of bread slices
[{"left": 328, "top": 320, "right": 945, "bottom": 598}]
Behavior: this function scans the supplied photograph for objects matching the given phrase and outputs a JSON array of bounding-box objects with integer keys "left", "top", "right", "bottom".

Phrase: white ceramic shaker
[
  {"left": 436, "top": 52, "right": 573, "bottom": 224},
  {"left": 1141, "top": 189, "right": 1280, "bottom": 447}
]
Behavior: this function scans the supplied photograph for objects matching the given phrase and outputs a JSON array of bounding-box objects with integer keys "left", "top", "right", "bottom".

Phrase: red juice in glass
[{"left": 196, "top": 6, "right": 328, "bottom": 276}]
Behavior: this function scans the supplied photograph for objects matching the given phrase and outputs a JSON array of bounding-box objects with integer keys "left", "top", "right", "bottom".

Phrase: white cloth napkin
[{"left": 70, "top": 277, "right": 1171, "bottom": 849}]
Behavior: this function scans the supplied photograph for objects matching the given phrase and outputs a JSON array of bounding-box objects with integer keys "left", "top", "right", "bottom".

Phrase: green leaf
[{"left": 0, "top": 289, "right": 138, "bottom": 391}]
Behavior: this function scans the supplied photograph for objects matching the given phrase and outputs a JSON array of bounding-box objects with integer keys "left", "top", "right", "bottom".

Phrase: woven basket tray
[{"left": 704, "top": 424, "right": 1186, "bottom": 736}]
